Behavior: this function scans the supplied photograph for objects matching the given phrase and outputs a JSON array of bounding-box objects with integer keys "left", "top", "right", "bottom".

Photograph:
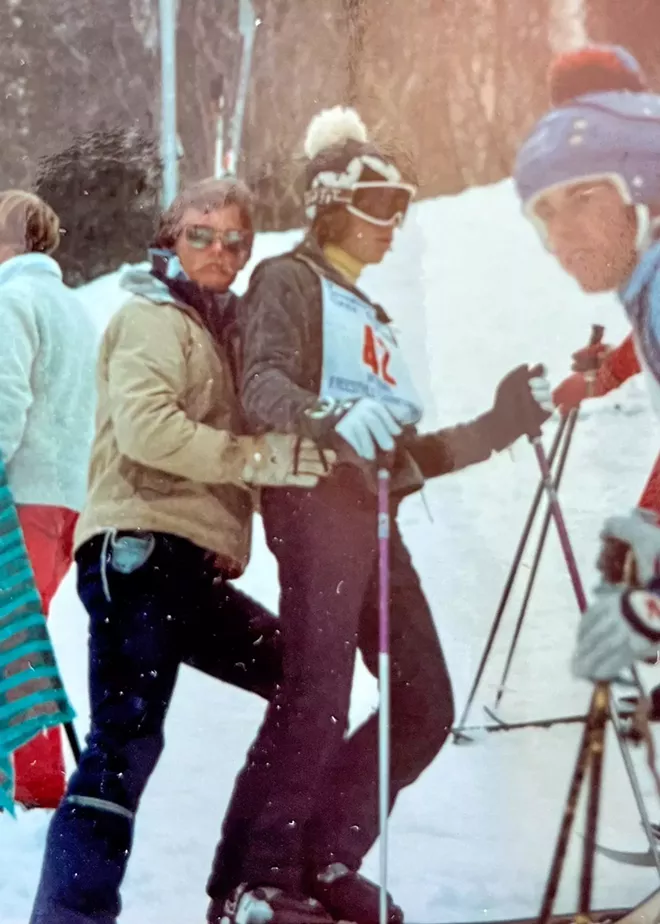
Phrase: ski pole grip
[
  {"left": 584, "top": 324, "right": 605, "bottom": 396},
  {"left": 516, "top": 364, "right": 546, "bottom": 441}
]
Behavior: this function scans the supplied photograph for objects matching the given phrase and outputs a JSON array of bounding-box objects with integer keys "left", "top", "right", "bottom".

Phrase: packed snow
[{"left": 2, "top": 179, "right": 660, "bottom": 924}]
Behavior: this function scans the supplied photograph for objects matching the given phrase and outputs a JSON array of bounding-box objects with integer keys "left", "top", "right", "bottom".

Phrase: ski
[
  {"left": 595, "top": 841, "right": 659, "bottom": 867},
  {"left": 450, "top": 888, "right": 660, "bottom": 924},
  {"left": 452, "top": 702, "right": 647, "bottom": 745},
  {"left": 451, "top": 888, "right": 660, "bottom": 924},
  {"left": 592, "top": 821, "right": 660, "bottom": 868},
  {"left": 452, "top": 711, "right": 587, "bottom": 743},
  {"left": 482, "top": 706, "right": 508, "bottom": 727},
  {"left": 482, "top": 706, "right": 590, "bottom": 731}
]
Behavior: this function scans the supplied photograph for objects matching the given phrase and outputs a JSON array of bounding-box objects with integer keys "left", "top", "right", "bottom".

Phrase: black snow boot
[
  {"left": 308, "top": 864, "right": 404, "bottom": 924},
  {"left": 209, "top": 883, "right": 335, "bottom": 924}
]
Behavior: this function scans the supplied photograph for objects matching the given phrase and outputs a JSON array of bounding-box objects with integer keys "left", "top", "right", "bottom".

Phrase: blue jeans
[{"left": 30, "top": 531, "right": 281, "bottom": 924}]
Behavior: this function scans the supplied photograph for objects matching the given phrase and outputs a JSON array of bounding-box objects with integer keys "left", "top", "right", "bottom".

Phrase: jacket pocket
[
  {"left": 109, "top": 533, "right": 156, "bottom": 575},
  {"left": 118, "top": 456, "right": 186, "bottom": 500}
]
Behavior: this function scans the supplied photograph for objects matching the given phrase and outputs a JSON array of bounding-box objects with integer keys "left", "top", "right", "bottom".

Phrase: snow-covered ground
[{"left": 2, "top": 179, "right": 660, "bottom": 924}]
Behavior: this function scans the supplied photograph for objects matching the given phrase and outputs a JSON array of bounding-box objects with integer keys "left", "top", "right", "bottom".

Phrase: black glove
[
  {"left": 597, "top": 535, "right": 633, "bottom": 585},
  {"left": 485, "top": 364, "right": 553, "bottom": 452}
]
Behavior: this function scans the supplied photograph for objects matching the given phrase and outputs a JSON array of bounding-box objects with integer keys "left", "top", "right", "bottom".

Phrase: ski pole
[
  {"left": 452, "top": 417, "right": 569, "bottom": 741},
  {"left": 528, "top": 433, "right": 660, "bottom": 894},
  {"left": 492, "top": 407, "right": 579, "bottom": 710},
  {"left": 537, "top": 692, "right": 597, "bottom": 924},
  {"left": 493, "top": 325, "right": 604, "bottom": 713},
  {"left": 453, "top": 323, "right": 604, "bottom": 740},
  {"left": 377, "top": 465, "right": 391, "bottom": 924},
  {"left": 526, "top": 432, "right": 605, "bottom": 916},
  {"left": 538, "top": 682, "right": 610, "bottom": 923}
]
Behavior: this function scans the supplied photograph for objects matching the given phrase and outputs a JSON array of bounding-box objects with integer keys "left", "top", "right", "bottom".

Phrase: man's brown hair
[
  {"left": 154, "top": 177, "right": 254, "bottom": 250},
  {"left": 0, "top": 190, "right": 60, "bottom": 255}
]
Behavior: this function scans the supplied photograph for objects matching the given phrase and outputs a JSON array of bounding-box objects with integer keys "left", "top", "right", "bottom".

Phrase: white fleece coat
[{"left": 0, "top": 254, "right": 97, "bottom": 510}]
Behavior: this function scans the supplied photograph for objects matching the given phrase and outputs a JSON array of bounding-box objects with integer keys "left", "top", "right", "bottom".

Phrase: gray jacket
[{"left": 239, "top": 236, "right": 500, "bottom": 502}]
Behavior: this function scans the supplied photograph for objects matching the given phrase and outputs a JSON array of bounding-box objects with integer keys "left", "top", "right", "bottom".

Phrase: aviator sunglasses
[{"left": 183, "top": 224, "right": 253, "bottom": 254}]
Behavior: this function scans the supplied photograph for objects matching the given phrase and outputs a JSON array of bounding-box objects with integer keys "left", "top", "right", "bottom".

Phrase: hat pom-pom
[
  {"left": 304, "top": 106, "right": 369, "bottom": 159},
  {"left": 548, "top": 44, "right": 647, "bottom": 105}
]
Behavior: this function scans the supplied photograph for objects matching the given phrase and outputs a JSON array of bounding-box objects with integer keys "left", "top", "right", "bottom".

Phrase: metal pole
[
  {"left": 211, "top": 76, "right": 226, "bottom": 178},
  {"left": 530, "top": 435, "right": 660, "bottom": 884},
  {"left": 159, "top": 0, "right": 179, "bottom": 207},
  {"left": 229, "top": 0, "right": 256, "bottom": 174},
  {"left": 452, "top": 417, "right": 569, "bottom": 741},
  {"left": 493, "top": 409, "right": 579, "bottom": 710},
  {"left": 377, "top": 467, "right": 391, "bottom": 924}
]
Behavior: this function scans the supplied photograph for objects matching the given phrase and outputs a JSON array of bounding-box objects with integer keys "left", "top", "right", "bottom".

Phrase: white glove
[
  {"left": 600, "top": 508, "right": 660, "bottom": 585},
  {"left": 572, "top": 582, "right": 660, "bottom": 682},
  {"left": 334, "top": 398, "right": 403, "bottom": 461},
  {"left": 242, "top": 434, "right": 336, "bottom": 488},
  {"left": 529, "top": 370, "right": 554, "bottom": 413}
]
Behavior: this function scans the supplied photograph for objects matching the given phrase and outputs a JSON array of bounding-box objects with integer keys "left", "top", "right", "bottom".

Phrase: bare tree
[
  {"left": 340, "top": 0, "right": 554, "bottom": 195},
  {"left": 344, "top": 0, "right": 366, "bottom": 105},
  {"left": 35, "top": 127, "right": 162, "bottom": 285},
  {"left": 0, "top": 0, "right": 157, "bottom": 191},
  {"left": 239, "top": 0, "right": 350, "bottom": 229},
  {"left": 177, "top": 0, "right": 242, "bottom": 184},
  {"left": 549, "top": 0, "right": 587, "bottom": 52},
  {"left": 1, "top": 0, "right": 559, "bottom": 233},
  {"left": 587, "top": 0, "right": 660, "bottom": 91}
]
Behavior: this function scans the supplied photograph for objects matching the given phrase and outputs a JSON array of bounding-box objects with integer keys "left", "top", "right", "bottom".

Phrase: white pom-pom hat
[
  {"left": 303, "top": 105, "right": 416, "bottom": 226},
  {"left": 304, "top": 106, "right": 369, "bottom": 159}
]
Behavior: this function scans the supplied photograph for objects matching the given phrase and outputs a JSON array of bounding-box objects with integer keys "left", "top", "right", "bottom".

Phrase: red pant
[
  {"left": 639, "top": 454, "right": 660, "bottom": 515},
  {"left": 12, "top": 505, "right": 78, "bottom": 809}
]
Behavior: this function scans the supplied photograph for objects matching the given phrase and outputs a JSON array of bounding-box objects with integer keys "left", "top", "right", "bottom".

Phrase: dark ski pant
[
  {"left": 208, "top": 482, "right": 455, "bottom": 898},
  {"left": 30, "top": 531, "right": 282, "bottom": 924}
]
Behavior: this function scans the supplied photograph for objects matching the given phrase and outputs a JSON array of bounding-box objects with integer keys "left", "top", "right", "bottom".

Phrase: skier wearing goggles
[{"left": 207, "top": 106, "right": 553, "bottom": 924}]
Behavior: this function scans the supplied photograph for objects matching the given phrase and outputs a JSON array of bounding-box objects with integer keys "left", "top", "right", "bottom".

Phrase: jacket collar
[
  {"left": 0, "top": 253, "right": 63, "bottom": 286},
  {"left": 119, "top": 257, "right": 239, "bottom": 351},
  {"left": 620, "top": 239, "right": 660, "bottom": 306},
  {"left": 293, "top": 235, "right": 392, "bottom": 323}
]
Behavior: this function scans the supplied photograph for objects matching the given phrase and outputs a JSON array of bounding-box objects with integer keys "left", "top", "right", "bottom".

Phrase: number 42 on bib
[{"left": 362, "top": 324, "right": 396, "bottom": 385}]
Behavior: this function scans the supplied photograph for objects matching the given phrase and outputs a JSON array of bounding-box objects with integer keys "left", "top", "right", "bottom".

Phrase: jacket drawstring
[{"left": 100, "top": 527, "right": 118, "bottom": 603}]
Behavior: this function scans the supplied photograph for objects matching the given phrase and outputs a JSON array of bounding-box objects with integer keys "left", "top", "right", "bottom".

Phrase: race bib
[{"left": 319, "top": 277, "right": 424, "bottom": 425}]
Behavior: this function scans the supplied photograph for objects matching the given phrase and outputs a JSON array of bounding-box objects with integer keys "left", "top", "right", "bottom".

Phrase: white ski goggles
[{"left": 306, "top": 182, "right": 416, "bottom": 227}]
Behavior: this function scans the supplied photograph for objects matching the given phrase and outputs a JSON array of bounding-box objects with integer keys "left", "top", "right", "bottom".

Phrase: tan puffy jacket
[{"left": 74, "top": 270, "right": 261, "bottom": 578}]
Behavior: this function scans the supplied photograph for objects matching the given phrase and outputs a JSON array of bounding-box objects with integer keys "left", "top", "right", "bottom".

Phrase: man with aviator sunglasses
[
  {"left": 29, "top": 177, "right": 336, "bottom": 924},
  {"left": 208, "top": 107, "right": 553, "bottom": 924}
]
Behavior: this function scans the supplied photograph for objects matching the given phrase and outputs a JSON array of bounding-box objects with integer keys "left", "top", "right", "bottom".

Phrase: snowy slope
[{"left": 2, "top": 179, "right": 660, "bottom": 924}]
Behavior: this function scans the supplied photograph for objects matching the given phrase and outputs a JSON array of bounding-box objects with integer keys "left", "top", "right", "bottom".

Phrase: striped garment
[{"left": 0, "top": 458, "right": 75, "bottom": 814}]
